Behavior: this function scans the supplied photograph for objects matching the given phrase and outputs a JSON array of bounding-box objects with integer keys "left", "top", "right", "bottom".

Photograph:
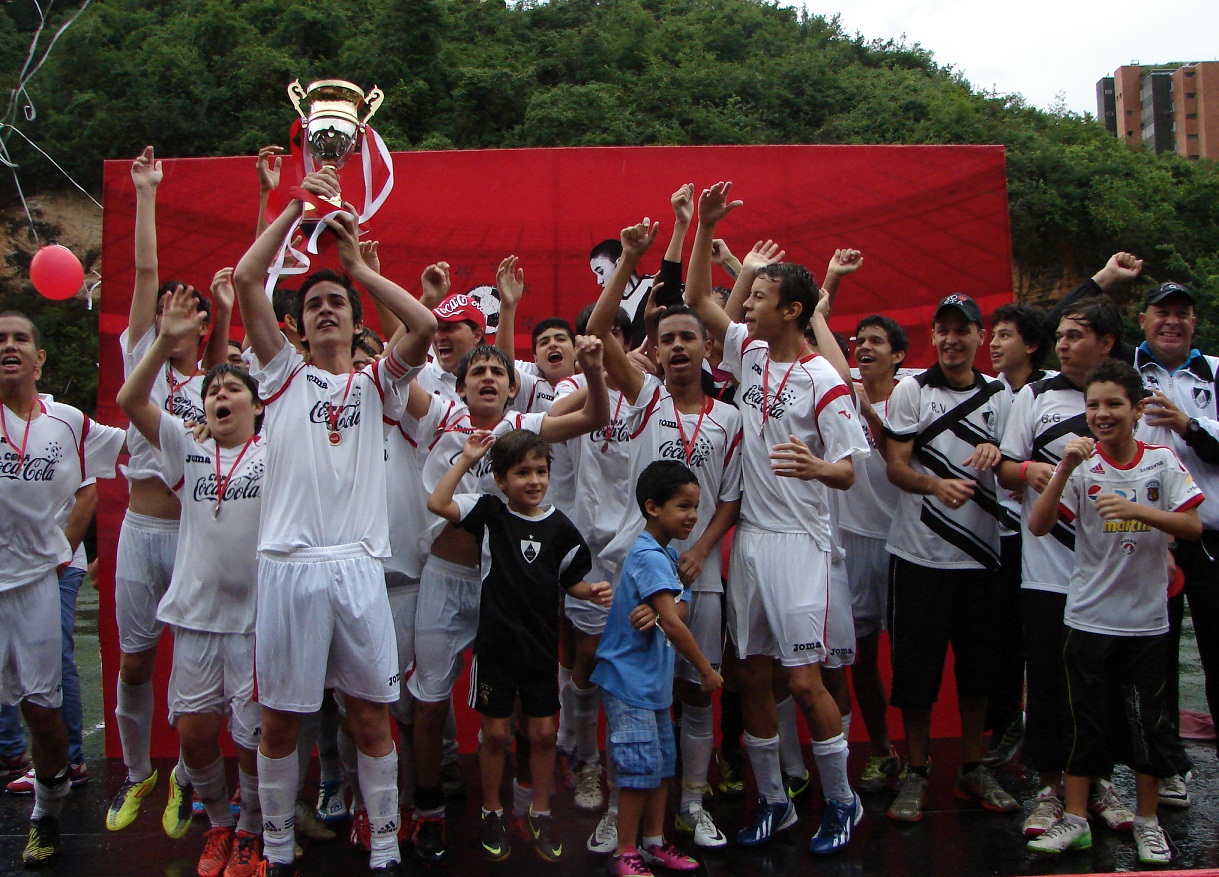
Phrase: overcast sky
[{"left": 807, "top": 0, "right": 1219, "bottom": 116}]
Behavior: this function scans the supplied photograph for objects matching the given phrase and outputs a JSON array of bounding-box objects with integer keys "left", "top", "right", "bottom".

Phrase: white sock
[
  {"left": 358, "top": 748, "right": 401, "bottom": 869},
  {"left": 811, "top": 734, "right": 852, "bottom": 803},
  {"left": 173, "top": 756, "right": 190, "bottom": 791},
  {"left": 841, "top": 711, "right": 852, "bottom": 740},
  {"left": 116, "top": 679, "right": 154, "bottom": 782},
  {"left": 338, "top": 728, "right": 364, "bottom": 808},
  {"left": 1133, "top": 814, "right": 1159, "bottom": 828},
  {"left": 238, "top": 768, "right": 261, "bottom": 835},
  {"left": 556, "top": 673, "right": 577, "bottom": 753},
  {"left": 642, "top": 834, "right": 663, "bottom": 849},
  {"left": 775, "top": 697, "right": 806, "bottom": 778},
  {"left": 679, "top": 703, "right": 714, "bottom": 811},
  {"left": 744, "top": 732, "right": 786, "bottom": 805},
  {"left": 295, "top": 710, "right": 321, "bottom": 795},
  {"left": 1064, "top": 812, "right": 1089, "bottom": 827},
  {"left": 512, "top": 777, "right": 533, "bottom": 818},
  {"left": 571, "top": 684, "right": 601, "bottom": 765},
  {"left": 257, "top": 749, "right": 299, "bottom": 865},
  {"left": 317, "top": 707, "right": 342, "bottom": 784},
  {"left": 185, "top": 757, "right": 233, "bottom": 828},
  {"left": 31, "top": 772, "right": 70, "bottom": 821}
]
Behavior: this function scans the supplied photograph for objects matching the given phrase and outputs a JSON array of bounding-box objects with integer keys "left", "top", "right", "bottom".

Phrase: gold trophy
[{"left": 287, "top": 79, "right": 385, "bottom": 212}]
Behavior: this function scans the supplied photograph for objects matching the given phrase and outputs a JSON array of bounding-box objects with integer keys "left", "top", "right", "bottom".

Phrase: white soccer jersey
[
  {"left": 1059, "top": 442, "right": 1203, "bottom": 635},
  {"left": 720, "top": 321, "right": 869, "bottom": 550},
  {"left": 884, "top": 364, "right": 1014, "bottom": 570},
  {"left": 839, "top": 389, "right": 899, "bottom": 539},
  {"left": 417, "top": 358, "right": 460, "bottom": 403},
  {"left": 155, "top": 416, "right": 264, "bottom": 634},
  {"left": 600, "top": 387, "right": 743, "bottom": 592},
  {"left": 248, "top": 342, "right": 418, "bottom": 558},
  {"left": 510, "top": 360, "right": 560, "bottom": 415},
  {"left": 0, "top": 398, "right": 124, "bottom": 591},
  {"left": 120, "top": 327, "right": 206, "bottom": 482},
  {"left": 999, "top": 374, "right": 1091, "bottom": 594}
]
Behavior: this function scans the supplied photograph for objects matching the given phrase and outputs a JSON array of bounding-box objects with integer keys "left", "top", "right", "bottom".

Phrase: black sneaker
[
  {"left": 260, "top": 864, "right": 299, "bottom": 877},
  {"left": 481, "top": 810, "right": 510, "bottom": 862},
  {"left": 413, "top": 814, "right": 448, "bottom": 867},
  {"left": 23, "top": 816, "right": 61, "bottom": 867},
  {"left": 528, "top": 810, "right": 562, "bottom": 862}
]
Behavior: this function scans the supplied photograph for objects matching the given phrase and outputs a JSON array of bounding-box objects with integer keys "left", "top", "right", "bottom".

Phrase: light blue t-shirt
[{"left": 591, "top": 530, "right": 687, "bottom": 710}]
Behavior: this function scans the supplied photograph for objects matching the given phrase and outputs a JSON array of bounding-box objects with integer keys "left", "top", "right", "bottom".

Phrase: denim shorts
[{"left": 601, "top": 690, "right": 675, "bottom": 789}]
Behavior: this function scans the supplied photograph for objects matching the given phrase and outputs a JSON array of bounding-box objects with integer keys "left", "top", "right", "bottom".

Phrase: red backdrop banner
[{"left": 97, "top": 144, "right": 1012, "bottom": 757}]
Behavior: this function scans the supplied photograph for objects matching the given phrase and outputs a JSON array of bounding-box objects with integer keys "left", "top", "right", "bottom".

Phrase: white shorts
[
  {"left": 256, "top": 546, "right": 399, "bottom": 712},
  {"left": 565, "top": 554, "right": 614, "bottom": 636},
  {"left": 386, "top": 575, "right": 420, "bottom": 724},
  {"left": 168, "top": 628, "right": 260, "bottom": 750},
  {"left": 727, "top": 525, "right": 830, "bottom": 667},
  {"left": 406, "top": 556, "right": 480, "bottom": 704},
  {"left": 115, "top": 510, "right": 179, "bottom": 654},
  {"left": 842, "top": 529, "right": 889, "bottom": 638},
  {"left": 0, "top": 572, "right": 61, "bottom": 709},
  {"left": 823, "top": 552, "right": 857, "bottom": 670},
  {"left": 674, "top": 590, "right": 724, "bottom": 686}
]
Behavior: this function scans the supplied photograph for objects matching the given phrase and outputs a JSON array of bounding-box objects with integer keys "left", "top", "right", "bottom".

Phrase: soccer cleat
[
  {"left": 640, "top": 838, "right": 699, "bottom": 871},
  {"left": 1158, "top": 772, "right": 1191, "bottom": 809},
  {"left": 887, "top": 767, "right": 930, "bottom": 823},
  {"left": 955, "top": 763, "right": 1018, "bottom": 812},
  {"left": 587, "top": 810, "right": 618, "bottom": 854},
  {"left": 197, "top": 825, "right": 235, "bottom": 877},
  {"left": 106, "top": 770, "right": 158, "bottom": 831},
  {"left": 1134, "top": 820, "right": 1172, "bottom": 864},
  {"left": 574, "top": 762, "right": 604, "bottom": 811},
  {"left": 412, "top": 813, "right": 448, "bottom": 867},
  {"left": 736, "top": 798, "right": 797, "bottom": 846},
  {"left": 480, "top": 809, "right": 510, "bottom": 862},
  {"left": 983, "top": 716, "right": 1024, "bottom": 769},
  {"left": 606, "top": 852, "right": 654, "bottom": 876},
  {"left": 225, "top": 829, "right": 262, "bottom": 877},
  {"left": 858, "top": 748, "right": 902, "bottom": 793},
  {"left": 295, "top": 801, "right": 336, "bottom": 841},
  {"left": 1027, "top": 817, "right": 1092, "bottom": 854},
  {"left": 716, "top": 749, "right": 745, "bottom": 797},
  {"left": 440, "top": 760, "right": 466, "bottom": 798},
  {"left": 1023, "top": 786, "right": 1064, "bottom": 837},
  {"left": 7, "top": 762, "right": 88, "bottom": 795},
  {"left": 162, "top": 768, "right": 194, "bottom": 839},
  {"left": 528, "top": 810, "right": 562, "bottom": 862},
  {"left": 22, "top": 816, "right": 61, "bottom": 867},
  {"left": 349, "top": 805, "right": 371, "bottom": 850},
  {"left": 315, "top": 779, "right": 348, "bottom": 823},
  {"left": 674, "top": 804, "right": 727, "bottom": 848},
  {"left": 809, "top": 794, "right": 863, "bottom": 855},
  {"left": 0, "top": 749, "right": 31, "bottom": 779},
  {"left": 1088, "top": 778, "right": 1134, "bottom": 830},
  {"left": 784, "top": 770, "right": 811, "bottom": 801}
]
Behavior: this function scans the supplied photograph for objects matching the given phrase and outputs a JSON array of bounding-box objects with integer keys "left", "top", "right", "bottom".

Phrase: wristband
[{"left": 1019, "top": 460, "right": 1032, "bottom": 483}]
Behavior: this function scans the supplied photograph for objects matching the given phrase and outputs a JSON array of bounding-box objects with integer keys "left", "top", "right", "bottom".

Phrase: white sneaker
[
  {"left": 574, "top": 762, "right": 604, "bottom": 811},
  {"left": 1023, "top": 786, "right": 1064, "bottom": 838},
  {"left": 587, "top": 810, "right": 617, "bottom": 854},
  {"left": 1158, "top": 773, "right": 1191, "bottom": 809},
  {"left": 1134, "top": 820, "right": 1172, "bottom": 864},
  {"left": 1088, "top": 778, "right": 1134, "bottom": 830},
  {"left": 1027, "top": 817, "right": 1092, "bottom": 854},
  {"left": 675, "top": 804, "right": 727, "bottom": 849}
]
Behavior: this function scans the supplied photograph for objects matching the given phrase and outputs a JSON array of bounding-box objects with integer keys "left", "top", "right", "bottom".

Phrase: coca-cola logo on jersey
[
  {"left": 590, "top": 419, "right": 630, "bottom": 445},
  {"left": 308, "top": 399, "right": 362, "bottom": 431},
  {"left": 167, "top": 395, "right": 206, "bottom": 423},
  {"left": 741, "top": 384, "right": 794, "bottom": 421},
  {"left": 658, "top": 437, "right": 712, "bottom": 468},
  {"left": 447, "top": 447, "right": 493, "bottom": 479},
  {"left": 192, "top": 471, "right": 263, "bottom": 503},
  {"left": 0, "top": 449, "right": 59, "bottom": 481}
]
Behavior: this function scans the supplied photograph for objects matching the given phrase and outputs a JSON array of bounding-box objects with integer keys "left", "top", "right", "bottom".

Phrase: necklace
[
  {"left": 327, "top": 369, "right": 357, "bottom": 446},
  {"left": 212, "top": 435, "right": 257, "bottom": 518},
  {"left": 0, "top": 398, "right": 41, "bottom": 468}
]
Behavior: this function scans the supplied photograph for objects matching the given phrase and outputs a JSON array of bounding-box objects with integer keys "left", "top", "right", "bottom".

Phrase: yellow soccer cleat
[
  {"left": 162, "top": 767, "right": 194, "bottom": 839},
  {"left": 106, "top": 770, "right": 158, "bottom": 832}
]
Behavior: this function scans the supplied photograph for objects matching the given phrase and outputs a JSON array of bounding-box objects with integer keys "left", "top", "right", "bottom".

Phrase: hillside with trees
[{"left": 2, "top": 0, "right": 1217, "bottom": 412}]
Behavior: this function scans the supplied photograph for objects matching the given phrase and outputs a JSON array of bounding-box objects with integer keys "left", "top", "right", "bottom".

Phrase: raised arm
[
  {"left": 427, "top": 431, "right": 494, "bottom": 522},
  {"left": 201, "top": 267, "right": 235, "bottom": 370},
  {"left": 589, "top": 220, "right": 657, "bottom": 404},
  {"left": 128, "top": 146, "right": 163, "bottom": 349},
  {"left": 810, "top": 288, "right": 851, "bottom": 386},
  {"left": 664, "top": 183, "right": 693, "bottom": 265},
  {"left": 685, "top": 182, "right": 742, "bottom": 343},
  {"left": 723, "top": 240, "right": 785, "bottom": 324},
  {"left": 255, "top": 145, "right": 283, "bottom": 240},
  {"left": 494, "top": 255, "right": 524, "bottom": 371},
  {"left": 540, "top": 336, "right": 610, "bottom": 442},
  {"left": 820, "top": 248, "right": 863, "bottom": 313}
]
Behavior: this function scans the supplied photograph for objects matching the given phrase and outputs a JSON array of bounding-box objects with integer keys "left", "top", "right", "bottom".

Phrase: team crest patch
[
  {"left": 1146, "top": 478, "right": 1161, "bottom": 503},
  {"left": 521, "top": 539, "right": 540, "bottom": 563},
  {"left": 982, "top": 410, "right": 995, "bottom": 430},
  {"left": 1120, "top": 538, "right": 1137, "bottom": 556},
  {"left": 1194, "top": 387, "right": 1212, "bottom": 409}
]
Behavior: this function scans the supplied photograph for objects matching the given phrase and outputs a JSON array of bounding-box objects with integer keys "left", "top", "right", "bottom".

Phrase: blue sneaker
[
  {"left": 736, "top": 799, "right": 797, "bottom": 846},
  {"left": 809, "top": 794, "right": 862, "bottom": 855}
]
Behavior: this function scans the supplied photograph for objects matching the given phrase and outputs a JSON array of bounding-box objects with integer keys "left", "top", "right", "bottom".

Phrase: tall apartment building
[{"left": 1097, "top": 62, "right": 1219, "bottom": 160}]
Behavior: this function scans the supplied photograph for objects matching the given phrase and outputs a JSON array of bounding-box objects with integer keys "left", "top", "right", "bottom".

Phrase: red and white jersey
[
  {"left": 1, "top": 397, "right": 123, "bottom": 591},
  {"left": 120, "top": 327, "right": 205, "bottom": 482},
  {"left": 1059, "top": 442, "right": 1203, "bottom": 636},
  {"left": 156, "top": 417, "right": 264, "bottom": 634},
  {"left": 511, "top": 360, "right": 562, "bottom": 415},
  {"left": 601, "top": 387, "right": 744, "bottom": 592},
  {"left": 417, "top": 358, "right": 460, "bottom": 403},
  {"left": 248, "top": 342, "right": 419, "bottom": 558},
  {"left": 839, "top": 388, "right": 899, "bottom": 540},
  {"left": 721, "top": 321, "right": 869, "bottom": 549}
]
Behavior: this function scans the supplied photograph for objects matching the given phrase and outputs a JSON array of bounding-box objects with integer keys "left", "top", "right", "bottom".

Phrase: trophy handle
[
  {"left": 360, "top": 86, "right": 385, "bottom": 127},
  {"left": 287, "top": 79, "right": 309, "bottom": 122}
]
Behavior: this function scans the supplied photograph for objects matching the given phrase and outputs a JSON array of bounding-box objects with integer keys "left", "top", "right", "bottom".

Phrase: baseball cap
[
  {"left": 934, "top": 293, "right": 983, "bottom": 327},
  {"left": 1142, "top": 281, "right": 1195, "bottom": 309},
  {"left": 433, "top": 293, "right": 487, "bottom": 331}
]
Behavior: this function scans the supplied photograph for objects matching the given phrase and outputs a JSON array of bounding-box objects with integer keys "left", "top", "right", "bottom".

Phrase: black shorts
[
  {"left": 1062, "top": 628, "right": 1180, "bottom": 779},
  {"left": 468, "top": 653, "right": 559, "bottom": 720},
  {"left": 887, "top": 555, "right": 994, "bottom": 710}
]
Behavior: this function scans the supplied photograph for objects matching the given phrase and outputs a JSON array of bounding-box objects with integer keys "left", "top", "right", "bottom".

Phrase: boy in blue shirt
[{"left": 592, "top": 461, "right": 723, "bottom": 877}]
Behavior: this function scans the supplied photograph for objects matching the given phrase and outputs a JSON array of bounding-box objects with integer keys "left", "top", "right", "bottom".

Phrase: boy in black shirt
[{"left": 428, "top": 429, "right": 612, "bottom": 862}]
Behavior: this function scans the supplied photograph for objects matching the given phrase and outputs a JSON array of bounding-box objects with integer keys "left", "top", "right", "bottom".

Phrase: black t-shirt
[{"left": 458, "top": 494, "right": 593, "bottom": 667}]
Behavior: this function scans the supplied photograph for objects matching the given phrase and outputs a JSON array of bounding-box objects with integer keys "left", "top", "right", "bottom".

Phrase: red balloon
[{"left": 30, "top": 244, "right": 84, "bottom": 300}]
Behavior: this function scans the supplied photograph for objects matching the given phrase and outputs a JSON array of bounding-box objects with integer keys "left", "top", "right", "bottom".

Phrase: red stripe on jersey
[
  {"left": 724, "top": 428, "right": 743, "bottom": 467},
  {"left": 260, "top": 363, "right": 306, "bottom": 406},
  {"left": 1176, "top": 493, "right": 1205, "bottom": 514},
  {"left": 1058, "top": 503, "right": 1075, "bottom": 523},
  {"left": 813, "top": 383, "right": 851, "bottom": 420}
]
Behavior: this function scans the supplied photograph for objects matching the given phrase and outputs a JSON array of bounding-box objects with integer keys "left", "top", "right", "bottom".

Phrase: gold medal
[{"left": 329, "top": 430, "right": 342, "bottom": 446}]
